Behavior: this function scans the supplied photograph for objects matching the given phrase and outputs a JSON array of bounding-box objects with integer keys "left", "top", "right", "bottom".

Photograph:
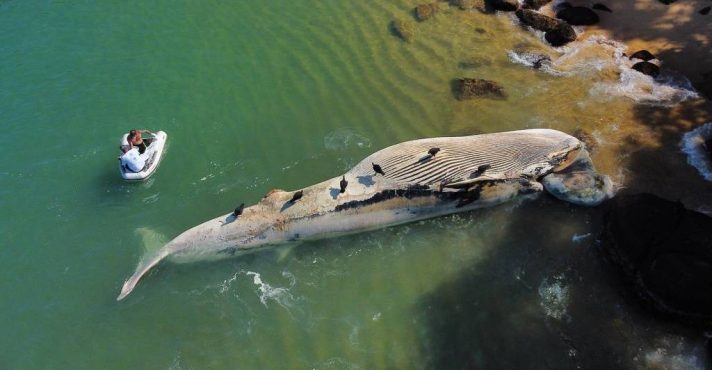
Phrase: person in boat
[{"left": 127, "top": 129, "right": 154, "bottom": 154}]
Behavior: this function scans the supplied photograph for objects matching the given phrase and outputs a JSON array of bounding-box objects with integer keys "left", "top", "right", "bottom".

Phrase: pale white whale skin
[{"left": 118, "top": 129, "right": 613, "bottom": 300}]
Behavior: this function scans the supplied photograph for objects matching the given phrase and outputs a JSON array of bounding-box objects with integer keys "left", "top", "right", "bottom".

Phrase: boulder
[
  {"left": 486, "top": 0, "right": 519, "bottom": 11},
  {"left": 556, "top": 6, "right": 600, "bottom": 25},
  {"left": 452, "top": 78, "right": 506, "bottom": 100},
  {"left": 601, "top": 193, "right": 712, "bottom": 324},
  {"left": 516, "top": 9, "right": 563, "bottom": 32},
  {"left": 544, "top": 23, "right": 577, "bottom": 47},
  {"left": 555, "top": 2, "right": 572, "bottom": 10},
  {"left": 391, "top": 19, "right": 415, "bottom": 42},
  {"left": 415, "top": 3, "right": 439, "bottom": 21},
  {"left": 658, "top": 0, "right": 677, "bottom": 5},
  {"left": 700, "top": 6, "right": 711, "bottom": 15},
  {"left": 521, "top": 0, "right": 552, "bottom": 10},
  {"left": 629, "top": 50, "right": 656, "bottom": 61},
  {"left": 632, "top": 61, "right": 660, "bottom": 78}
]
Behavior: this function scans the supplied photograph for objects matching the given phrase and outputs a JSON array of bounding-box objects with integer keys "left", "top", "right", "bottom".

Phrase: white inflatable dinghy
[{"left": 118, "top": 131, "right": 168, "bottom": 181}]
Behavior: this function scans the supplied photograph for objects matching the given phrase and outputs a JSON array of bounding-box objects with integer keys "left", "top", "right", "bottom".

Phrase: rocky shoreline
[{"left": 390, "top": 0, "right": 712, "bottom": 358}]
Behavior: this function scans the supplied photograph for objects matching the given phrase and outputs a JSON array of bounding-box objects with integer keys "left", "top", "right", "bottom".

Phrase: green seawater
[{"left": 1, "top": 1, "right": 708, "bottom": 369}]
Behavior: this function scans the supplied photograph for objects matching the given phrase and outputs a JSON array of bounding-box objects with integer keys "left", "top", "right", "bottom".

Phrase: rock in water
[
  {"left": 556, "top": 6, "right": 599, "bottom": 25},
  {"left": 452, "top": 78, "right": 506, "bottom": 100},
  {"left": 700, "top": 6, "right": 711, "bottom": 15},
  {"left": 632, "top": 61, "right": 660, "bottom": 78},
  {"left": 521, "top": 0, "right": 552, "bottom": 10},
  {"left": 601, "top": 193, "right": 712, "bottom": 324},
  {"left": 486, "top": 0, "right": 519, "bottom": 11},
  {"left": 415, "top": 3, "right": 438, "bottom": 21},
  {"left": 592, "top": 3, "right": 612, "bottom": 12},
  {"left": 391, "top": 19, "right": 415, "bottom": 42},
  {"left": 629, "top": 50, "right": 656, "bottom": 61},
  {"left": 544, "top": 23, "right": 577, "bottom": 47},
  {"left": 516, "top": 9, "right": 564, "bottom": 32}
]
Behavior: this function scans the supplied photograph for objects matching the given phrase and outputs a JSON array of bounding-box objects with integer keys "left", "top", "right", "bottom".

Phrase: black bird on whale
[
  {"left": 428, "top": 147, "right": 440, "bottom": 157},
  {"left": 290, "top": 190, "right": 304, "bottom": 203},
  {"left": 470, "top": 164, "right": 491, "bottom": 178},
  {"left": 233, "top": 203, "right": 244, "bottom": 217},
  {"left": 372, "top": 163, "right": 385, "bottom": 176},
  {"left": 340, "top": 176, "right": 348, "bottom": 193}
]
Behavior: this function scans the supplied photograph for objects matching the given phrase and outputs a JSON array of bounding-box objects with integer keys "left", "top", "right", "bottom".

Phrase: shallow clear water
[{"left": 1, "top": 1, "right": 710, "bottom": 369}]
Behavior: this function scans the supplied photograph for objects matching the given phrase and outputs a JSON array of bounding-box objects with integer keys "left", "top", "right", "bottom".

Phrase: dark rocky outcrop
[
  {"left": 452, "top": 78, "right": 506, "bottom": 100},
  {"left": 700, "top": 6, "right": 711, "bottom": 15},
  {"left": 592, "top": 3, "right": 612, "bottom": 13},
  {"left": 390, "top": 19, "right": 415, "bottom": 42},
  {"left": 556, "top": 6, "right": 600, "bottom": 25},
  {"left": 415, "top": 3, "right": 439, "bottom": 21},
  {"left": 486, "top": 0, "right": 519, "bottom": 12},
  {"left": 629, "top": 50, "right": 656, "bottom": 61},
  {"left": 544, "top": 23, "right": 577, "bottom": 47},
  {"left": 516, "top": 9, "right": 563, "bottom": 32},
  {"left": 555, "top": 1, "right": 572, "bottom": 10},
  {"left": 520, "top": 0, "right": 552, "bottom": 10},
  {"left": 601, "top": 193, "right": 712, "bottom": 325},
  {"left": 632, "top": 61, "right": 660, "bottom": 78}
]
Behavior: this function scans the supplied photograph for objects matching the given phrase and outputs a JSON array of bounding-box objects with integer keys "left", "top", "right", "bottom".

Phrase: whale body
[{"left": 118, "top": 129, "right": 613, "bottom": 300}]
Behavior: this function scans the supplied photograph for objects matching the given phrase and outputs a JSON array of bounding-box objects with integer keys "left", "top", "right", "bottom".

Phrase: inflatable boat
[{"left": 118, "top": 131, "right": 168, "bottom": 181}]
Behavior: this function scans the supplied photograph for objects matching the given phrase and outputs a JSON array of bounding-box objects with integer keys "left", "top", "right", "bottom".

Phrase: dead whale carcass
[{"left": 117, "top": 129, "right": 613, "bottom": 300}]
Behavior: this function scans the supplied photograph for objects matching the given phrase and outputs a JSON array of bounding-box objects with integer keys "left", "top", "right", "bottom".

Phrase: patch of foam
[
  {"left": 508, "top": 33, "right": 698, "bottom": 106},
  {"left": 571, "top": 233, "right": 591, "bottom": 242},
  {"left": 245, "top": 271, "right": 295, "bottom": 309},
  {"left": 538, "top": 273, "right": 569, "bottom": 320},
  {"left": 591, "top": 68, "right": 698, "bottom": 107},
  {"left": 681, "top": 122, "right": 712, "bottom": 181},
  {"left": 323, "top": 128, "right": 371, "bottom": 151},
  {"left": 507, "top": 50, "right": 561, "bottom": 76},
  {"left": 641, "top": 337, "right": 705, "bottom": 370}
]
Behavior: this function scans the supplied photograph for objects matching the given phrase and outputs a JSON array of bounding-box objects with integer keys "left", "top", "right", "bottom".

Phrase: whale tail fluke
[
  {"left": 117, "top": 228, "right": 172, "bottom": 301},
  {"left": 117, "top": 247, "right": 172, "bottom": 301}
]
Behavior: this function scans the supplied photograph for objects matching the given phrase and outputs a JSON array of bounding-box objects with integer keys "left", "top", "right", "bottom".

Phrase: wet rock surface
[
  {"left": 601, "top": 193, "right": 712, "bottom": 325},
  {"left": 521, "top": 0, "right": 552, "bottom": 11},
  {"left": 544, "top": 23, "right": 577, "bottom": 47},
  {"left": 556, "top": 6, "right": 600, "bottom": 25},
  {"left": 516, "top": 9, "right": 563, "bottom": 32},
  {"left": 486, "top": 0, "right": 519, "bottom": 12},
  {"left": 452, "top": 78, "right": 506, "bottom": 100},
  {"left": 390, "top": 19, "right": 415, "bottom": 42},
  {"left": 415, "top": 3, "right": 438, "bottom": 21},
  {"left": 632, "top": 61, "right": 660, "bottom": 78},
  {"left": 629, "top": 50, "right": 656, "bottom": 61}
]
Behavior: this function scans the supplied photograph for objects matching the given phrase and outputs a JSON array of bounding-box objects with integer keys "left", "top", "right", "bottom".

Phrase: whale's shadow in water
[{"left": 414, "top": 197, "right": 702, "bottom": 369}]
